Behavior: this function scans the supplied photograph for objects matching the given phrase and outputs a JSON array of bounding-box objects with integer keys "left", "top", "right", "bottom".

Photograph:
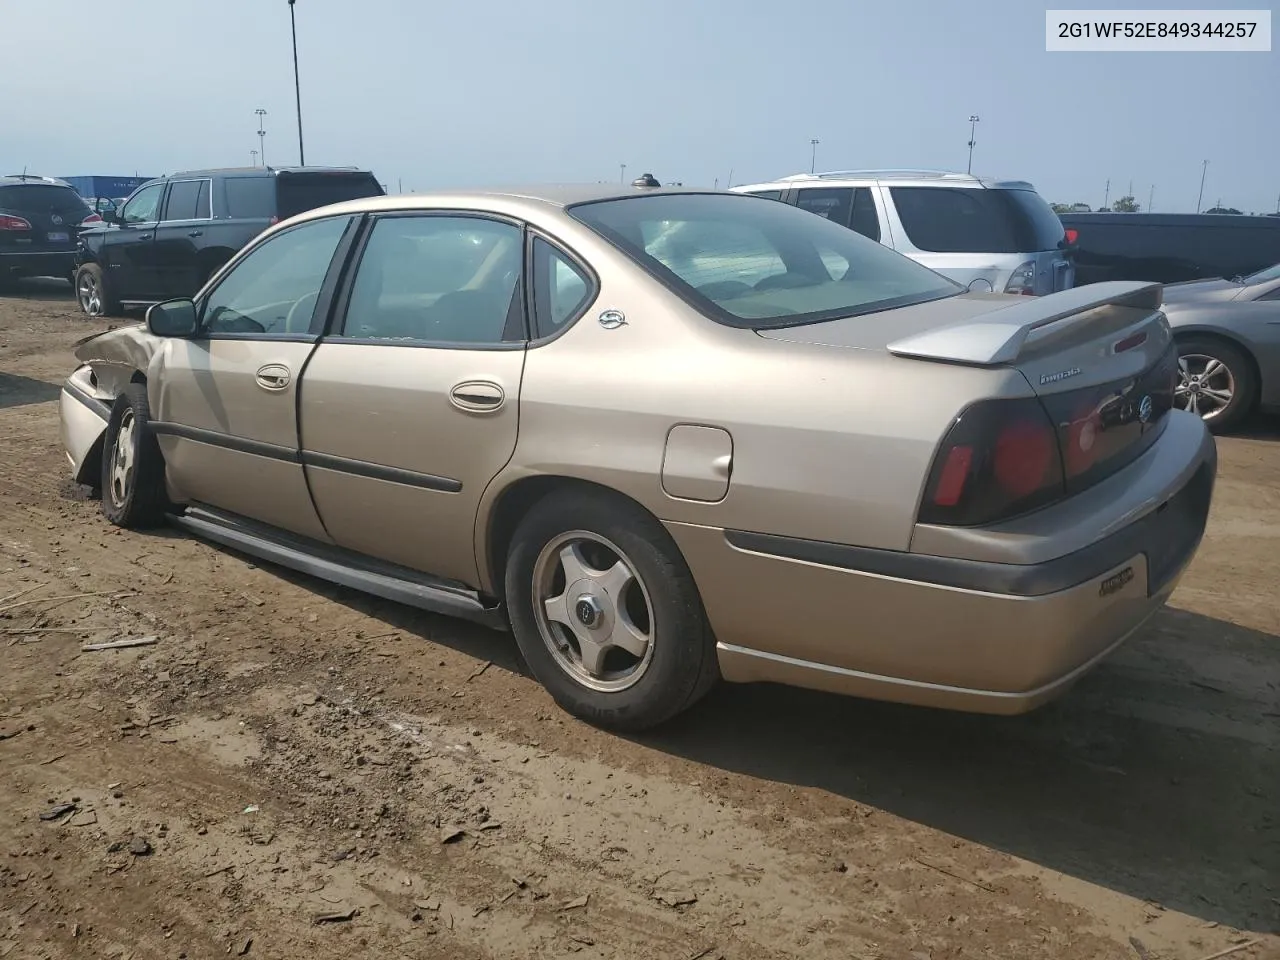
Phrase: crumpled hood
[{"left": 73, "top": 321, "right": 160, "bottom": 371}]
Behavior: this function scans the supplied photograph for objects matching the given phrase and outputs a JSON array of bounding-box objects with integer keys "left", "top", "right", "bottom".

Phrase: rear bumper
[
  {"left": 669, "top": 411, "right": 1216, "bottom": 714},
  {"left": 0, "top": 249, "right": 77, "bottom": 278}
]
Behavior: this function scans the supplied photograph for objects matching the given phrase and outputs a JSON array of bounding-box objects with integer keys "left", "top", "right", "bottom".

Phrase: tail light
[
  {"left": 0, "top": 214, "right": 32, "bottom": 231},
  {"left": 919, "top": 397, "right": 1066, "bottom": 527},
  {"left": 80, "top": 213, "right": 103, "bottom": 225},
  {"left": 1064, "top": 227, "right": 1079, "bottom": 246},
  {"left": 1004, "top": 261, "right": 1038, "bottom": 296},
  {"left": 269, "top": 215, "right": 279, "bottom": 226}
]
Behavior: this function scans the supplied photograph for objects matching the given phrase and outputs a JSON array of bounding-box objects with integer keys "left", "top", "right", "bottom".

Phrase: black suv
[
  {"left": 0, "top": 175, "right": 99, "bottom": 289},
  {"left": 74, "top": 166, "right": 384, "bottom": 316},
  {"left": 1060, "top": 212, "right": 1280, "bottom": 286}
]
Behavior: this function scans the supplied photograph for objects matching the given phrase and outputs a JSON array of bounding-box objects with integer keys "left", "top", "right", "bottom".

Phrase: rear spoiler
[{"left": 886, "top": 281, "right": 1164, "bottom": 366}]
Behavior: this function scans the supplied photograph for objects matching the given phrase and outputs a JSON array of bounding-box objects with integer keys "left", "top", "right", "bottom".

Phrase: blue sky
[{"left": 4, "top": 0, "right": 1276, "bottom": 212}]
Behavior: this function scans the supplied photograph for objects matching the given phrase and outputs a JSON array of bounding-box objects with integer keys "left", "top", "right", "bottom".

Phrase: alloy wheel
[
  {"left": 78, "top": 273, "right": 102, "bottom": 316},
  {"left": 531, "top": 531, "right": 656, "bottom": 693},
  {"left": 1176, "top": 353, "right": 1235, "bottom": 421}
]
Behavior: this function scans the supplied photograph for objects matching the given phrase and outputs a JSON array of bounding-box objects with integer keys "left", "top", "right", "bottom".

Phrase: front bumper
[
  {"left": 668, "top": 411, "right": 1217, "bottom": 715},
  {"left": 59, "top": 370, "right": 111, "bottom": 486}
]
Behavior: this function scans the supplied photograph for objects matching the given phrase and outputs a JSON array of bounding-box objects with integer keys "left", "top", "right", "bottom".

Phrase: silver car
[
  {"left": 733, "top": 170, "right": 1074, "bottom": 296},
  {"left": 1160, "top": 262, "right": 1280, "bottom": 431}
]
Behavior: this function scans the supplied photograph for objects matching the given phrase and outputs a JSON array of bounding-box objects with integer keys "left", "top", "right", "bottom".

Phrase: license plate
[{"left": 47, "top": 231, "right": 69, "bottom": 243}]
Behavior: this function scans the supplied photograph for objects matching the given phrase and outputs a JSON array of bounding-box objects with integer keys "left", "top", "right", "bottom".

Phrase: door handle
[
  {"left": 187, "top": 230, "right": 203, "bottom": 238},
  {"left": 449, "top": 380, "right": 505, "bottom": 413},
  {"left": 255, "top": 364, "right": 291, "bottom": 391},
  {"left": 132, "top": 234, "right": 152, "bottom": 241}
]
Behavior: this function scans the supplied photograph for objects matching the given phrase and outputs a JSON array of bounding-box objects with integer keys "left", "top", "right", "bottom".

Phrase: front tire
[
  {"left": 75, "top": 263, "right": 119, "bottom": 318},
  {"left": 100, "top": 384, "right": 169, "bottom": 529},
  {"left": 1175, "top": 336, "right": 1257, "bottom": 433},
  {"left": 505, "top": 489, "right": 718, "bottom": 731}
]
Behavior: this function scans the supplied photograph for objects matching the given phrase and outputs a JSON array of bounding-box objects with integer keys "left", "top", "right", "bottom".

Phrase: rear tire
[
  {"left": 1174, "top": 336, "right": 1256, "bottom": 433},
  {"left": 100, "top": 384, "right": 169, "bottom": 529},
  {"left": 504, "top": 489, "right": 718, "bottom": 731},
  {"left": 75, "top": 263, "right": 119, "bottom": 318}
]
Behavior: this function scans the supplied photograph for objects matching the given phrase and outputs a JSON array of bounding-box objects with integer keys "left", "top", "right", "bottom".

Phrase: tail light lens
[
  {"left": 1064, "top": 227, "right": 1079, "bottom": 246},
  {"left": 919, "top": 397, "right": 1066, "bottom": 527},
  {"left": 81, "top": 213, "right": 103, "bottom": 225},
  {"left": 0, "top": 214, "right": 32, "bottom": 231},
  {"left": 1004, "top": 261, "right": 1038, "bottom": 296}
]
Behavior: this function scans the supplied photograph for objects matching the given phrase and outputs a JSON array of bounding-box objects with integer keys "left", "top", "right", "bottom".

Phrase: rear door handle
[
  {"left": 187, "top": 230, "right": 203, "bottom": 238},
  {"left": 255, "top": 364, "right": 291, "bottom": 391},
  {"left": 449, "top": 380, "right": 505, "bottom": 413},
  {"left": 132, "top": 234, "right": 152, "bottom": 241}
]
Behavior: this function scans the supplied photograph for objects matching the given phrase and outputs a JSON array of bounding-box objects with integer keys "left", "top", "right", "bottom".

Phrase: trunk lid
[{"left": 760, "top": 281, "right": 1178, "bottom": 499}]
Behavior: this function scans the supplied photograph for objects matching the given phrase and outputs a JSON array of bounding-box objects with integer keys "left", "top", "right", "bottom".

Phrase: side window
[
  {"left": 161, "top": 180, "right": 210, "bottom": 221},
  {"left": 337, "top": 215, "right": 524, "bottom": 345},
  {"left": 532, "top": 237, "right": 592, "bottom": 338},
  {"left": 224, "top": 178, "right": 277, "bottom": 219},
  {"left": 745, "top": 189, "right": 783, "bottom": 201},
  {"left": 794, "top": 188, "right": 854, "bottom": 227},
  {"left": 1259, "top": 284, "right": 1280, "bottom": 301},
  {"left": 120, "top": 183, "right": 164, "bottom": 224},
  {"left": 850, "top": 187, "right": 881, "bottom": 242},
  {"left": 200, "top": 216, "right": 351, "bottom": 336}
]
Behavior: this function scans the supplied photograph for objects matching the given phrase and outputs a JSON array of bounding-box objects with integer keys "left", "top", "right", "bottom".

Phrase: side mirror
[{"left": 147, "top": 299, "right": 198, "bottom": 338}]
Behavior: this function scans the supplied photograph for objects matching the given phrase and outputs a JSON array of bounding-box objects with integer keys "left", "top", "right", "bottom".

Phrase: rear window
[
  {"left": 0, "top": 184, "right": 91, "bottom": 217},
  {"left": 569, "top": 192, "right": 959, "bottom": 329},
  {"left": 275, "top": 173, "right": 384, "bottom": 219},
  {"left": 224, "top": 178, "right": 276, "bottom": 219},
  {"left": 890, "top": 186, "right": 1064, "bottom": 254}
]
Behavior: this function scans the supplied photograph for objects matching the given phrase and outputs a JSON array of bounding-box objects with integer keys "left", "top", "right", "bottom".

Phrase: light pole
[
  {"left": 967, "top": 115, "right": 980, "bottom": 174},
  {"left": 255, "top": 108, "right": 267, "bottom": 167},
  {"left": 809, "top": 139, "right": 820, "bottom": 174},
  {"left": 1196, "top": 160, "right": 1209, "bottom": 213},
  {"left": 619, "top": 163, "right": 626, "bottom": 184},
  {"left": 250, "top": 149, "right": 259, "bottom": 167},
  {"left": 288, "top": 0, "right": 305, "bottom": 166},
  {"left": 1148, "top": 184, "right": 1154, "bottom": 212}
]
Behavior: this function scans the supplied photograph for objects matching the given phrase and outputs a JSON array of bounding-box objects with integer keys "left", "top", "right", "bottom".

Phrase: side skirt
[{"left": 168, "top": 504, "right": 508, "bottom": 631}]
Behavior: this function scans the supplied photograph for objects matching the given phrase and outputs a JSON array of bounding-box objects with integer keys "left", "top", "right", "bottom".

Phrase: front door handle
[
  {"left": 255, "top": 364, "right": 291, "bottom": 391},
  {"left": 132, "top": 234, "right": 153, "bottom": 241},
  {"left": 449, "top": 380, "right": 505, "bottom": 413}
]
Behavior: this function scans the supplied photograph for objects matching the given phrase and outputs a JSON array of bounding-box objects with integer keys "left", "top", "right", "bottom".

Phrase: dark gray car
[{"left": 1161, "top": 263, "right": 1280, "bottom": 431}]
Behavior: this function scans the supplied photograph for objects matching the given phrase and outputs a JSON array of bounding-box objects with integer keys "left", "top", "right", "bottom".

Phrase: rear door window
[
  {"left": 223, "top": 178, "right": 277, "bottom": 219},
  {"left": 890, "top": 186, "right": 1063, "bottom": 253},
  {"left": 161, "top": 179, "right": 211, "bottom": 221},
  {"left": 794, "top": 188, "right": 853, "bottom": 227},
  {"left": 275, "top": 173, "right": 384, "bottom": 219}
]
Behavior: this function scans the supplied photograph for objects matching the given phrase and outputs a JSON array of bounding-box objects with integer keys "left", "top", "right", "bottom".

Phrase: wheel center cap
[{"left": 574, "top": 595, "right": 604, "bottom": 629}]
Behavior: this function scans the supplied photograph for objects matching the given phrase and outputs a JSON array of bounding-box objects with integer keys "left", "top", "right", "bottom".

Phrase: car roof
[
  {"left": 288, "top": 183, "right": 729, "bottom": 221},
  {"left": 0, "top": 174, "right": 75, "bottom": 188},
  {"left": 735, "top": 170, "right": 1037, "bottom": 191},
  {"left": 166, "top": 165, "right": 375, "bottom": 180}
]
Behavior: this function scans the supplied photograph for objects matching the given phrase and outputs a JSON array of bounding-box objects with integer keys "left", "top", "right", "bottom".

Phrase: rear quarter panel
[
  {"left": 477, "top": 221, "right": 1032, "bottom": 593},
  {"left": 1165, "top": 301, "right": 1280, "bottom": 408}
]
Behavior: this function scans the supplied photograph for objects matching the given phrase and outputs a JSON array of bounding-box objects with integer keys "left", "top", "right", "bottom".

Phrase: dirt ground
[{"left": 0, "top": 279, "right": 1277, "bottom": 960}]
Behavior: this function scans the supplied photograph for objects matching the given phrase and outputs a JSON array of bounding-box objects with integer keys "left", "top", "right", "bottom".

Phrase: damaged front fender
[{"left": 60, "top": 322, "right": 165, "bottom": 487}]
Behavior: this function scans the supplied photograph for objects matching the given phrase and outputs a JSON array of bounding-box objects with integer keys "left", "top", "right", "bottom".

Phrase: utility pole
[
  {"left": 809, "top": 138, "right": 820, "bottom": 174},
  {"left": 967, "top": 115, "right": 980, "bottom": 174},
  {"left": 1148, "top": 184, "right": 1154, "bottom": 212},
  {"left": 1196, "top": 160, "right": 1208, "bottom": 213},
  {"left": 255, "top": 108, "right": 267, "bottom": 166},
  {"left": 1128, "top": 179, "right": 1133, "bottom": 198},
  {"left": 1103, "top": 179, "right": 1110, "bottom": 210},
  {"left": 726, "top": 168, "right": 733, "bottom": 189},
  {"left": 288, "top": 0, "right": 305, "bottom": 166},
  {"left": 619, "top": 163, "right": 626, "bottom": 184}
]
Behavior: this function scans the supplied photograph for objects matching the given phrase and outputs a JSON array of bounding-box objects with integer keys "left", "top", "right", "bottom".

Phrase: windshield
[
  {"left": 1244, "top": 262, "right": 1280, "bottom": 284},
  {"left": 568, "top": 193, "right": 960, "bottom": 328}
]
